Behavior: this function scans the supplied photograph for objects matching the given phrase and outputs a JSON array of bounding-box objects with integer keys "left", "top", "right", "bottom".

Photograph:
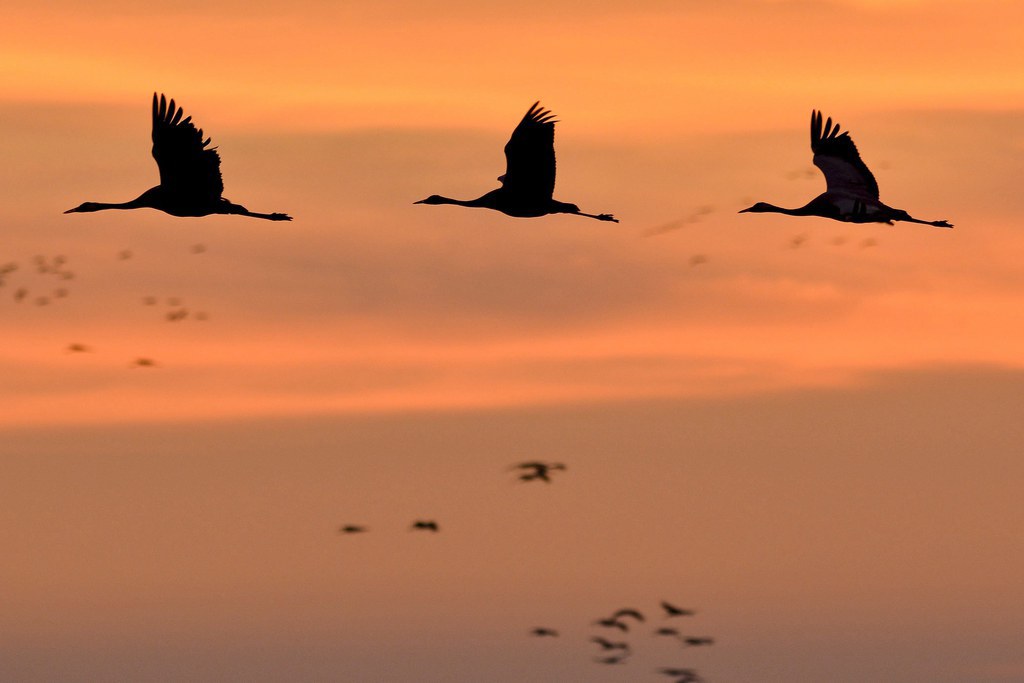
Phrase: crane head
[{"left": 64, "top": 202, "right": 103, "bottom": 214}]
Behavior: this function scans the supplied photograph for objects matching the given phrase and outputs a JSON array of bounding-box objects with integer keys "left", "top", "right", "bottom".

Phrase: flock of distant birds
[
  {"left": 530, "top": 601, "right": 713, "bottom": 681},
  {"left": 338, "top": 462, "right": 714, "bottom": 679},
  {"left": 336, "top": 462, "right": 568, "bottom": 535},
  {"left": 3, "top": 245, "right": 210, "bottom": 368},
  {"left": 42, "top": 93, "right": 953, "bottom": 680}
]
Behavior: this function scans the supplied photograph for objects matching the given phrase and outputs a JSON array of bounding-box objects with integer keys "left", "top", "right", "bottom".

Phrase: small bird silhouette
[
  {"left": 610, "top": 608, "right": 644, "bottom": 622},
  {"left": 338, "top": 525, "right": 367, "bottom": 534},
  {"left": 530, "top": 628, "right": 559, "bottom": 637},
  {"left": 594, "top": 617, "right": 629, "bottom": 632},
  {"left": 165, "top": 309, "right": 188, "bottom": 322},
  {"left": 410, "top": 520, "right": 439, "bottom": 532},
  {"left": 66, "top": 343, "right": 92, "bottom": 353},
  {"left": 130, "top": 357, "right": 157, "bottom": 368},
  {"left": 681, "top": 637, "right": 715, "bottom": 647},
  {"left": 591, "top": 636, "right": 630, "bottom": 651},
  {"left": 654, "top": 627, "right": 681, "bottom": 637},
  {"left": 741, "top": 111, "right": 951, "bottom": 228},
  {"left": 657, "top": 668, "right": 703, "bottom": 682},
  {"left": 593, "top": 654, "right": 630, "bottom": 665},
  {"left": 660, "top": 601, "right": 696, "bottom": 618},
  {"left": 65, "top": 94, "right": 291, "bottom": 221},
  {"left": 511, "top": 461, "right": 567, "bottom": 483},
  {"left": 416, "top": 102, "right": 617, "bottom": 222}
]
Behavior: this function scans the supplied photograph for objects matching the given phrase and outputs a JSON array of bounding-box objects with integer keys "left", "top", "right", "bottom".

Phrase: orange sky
[{"left": 3, "top": 1, "right": 1024, "bottom": 681}]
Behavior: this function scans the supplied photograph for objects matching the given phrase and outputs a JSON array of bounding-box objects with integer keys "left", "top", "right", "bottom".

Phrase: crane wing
[
  {"left": 151, "top": 93, "right": 224, "bottom": 201},
  {"left": 500, "top": 102, "right": 557, "bottom": 201},
  {"left": 810, "top": 110, "right": 879, "bottom": 200}
]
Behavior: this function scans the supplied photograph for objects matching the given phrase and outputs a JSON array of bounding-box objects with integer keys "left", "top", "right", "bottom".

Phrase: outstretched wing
[
  {"left": 500, "top": 102, "right": 557, "bottom": 201},
  {"left": 810, "top": 110, "right": 879, "bottom": 199},
  {"left": 152, "top": 93, "right": 224, "bottom": 201},
  {"left": 612, "top": 608, "right": 645, "bottom": 621}
]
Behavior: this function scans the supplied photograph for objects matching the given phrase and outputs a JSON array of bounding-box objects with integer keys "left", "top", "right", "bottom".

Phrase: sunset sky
[{"left": 3, "top": 1, "right": 1024, "bottom": 681}]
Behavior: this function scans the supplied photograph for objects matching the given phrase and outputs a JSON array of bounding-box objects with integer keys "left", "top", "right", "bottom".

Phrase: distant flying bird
[
  {"left": 681, "top": 637, "right": 715, "bottom": 647},
  {"left": 593, "top": 617, "right": 629, "bottom": 632},
  {"left": 658, "top": 668, "right": 703, "bottom": 682},
  {"left": 740, "top": 111, "right": 952, "bottom": 228},
  {"left": 130, "top": 357, "right": 157, "bottom": 368},
  {"left": 66, "top": 343, "right": 92, "bottom": 353},
  {"left": 660, "top": 601, "right": 696, "bottom": 618},
  {"left": 511, "top": 461, "right": 567, "bottom": 483},
  {"left": 590, "top": 637, "right": 630, "bottom": 651},
  {"left": 65, "top": 94, "right": 292, "bottom": 221},
  {"left": 530, "top": 628, "right": 559, "bottom": 637},
  {"left": 654, "top": 627, "right": 681, "bottom": 637},
  {"left": 166, "top": 309, "right": 188, "bottom": 322},
  {"left": 642, "top": 206, "right": 716, "bottom": 238},
  {"left": 593, "top": 654, "right": 630, "bottom": 665},
  {"left": 415, "top": 102, "right": 618, "bottom": 222},
  {"left": 610, "top": 608, "right": 645, "bottom": 623},
  {"left": 410, "top": 520, "right": 439, "bottom": 532},
  {"left": 338, "top": 525, "right": 367, "bottom": 534}
]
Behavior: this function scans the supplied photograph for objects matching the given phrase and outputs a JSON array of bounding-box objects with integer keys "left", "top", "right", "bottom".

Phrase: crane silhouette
[
  {"left": 415, "top": 102, "right": 618, "bottom": 222},
  {"left": 660, "top": 601, "right": 696, "bottom": 618},
  {"left": 610, "top": 608, "right": 645, "bottom": 623},
  {"left": 740, "top": 111, "right": 951, "bottom": 228},
  {"left": 530, "top": 627, "right": 559, "bottom": 637},
  {"left": 593, "top": 617, "right": 629, "bottom": 632},
  {"left": 65, "top": 94, "right": 291, "bottom": 221},
  {"left": 657, "top": 668, "right": 703, "bottom": 682},
  {"left": 590, "top": 636, "right": 630, "bottom": 652},
  {"left": 511, "top": 461, "right": 567, "bottom": 483}
]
